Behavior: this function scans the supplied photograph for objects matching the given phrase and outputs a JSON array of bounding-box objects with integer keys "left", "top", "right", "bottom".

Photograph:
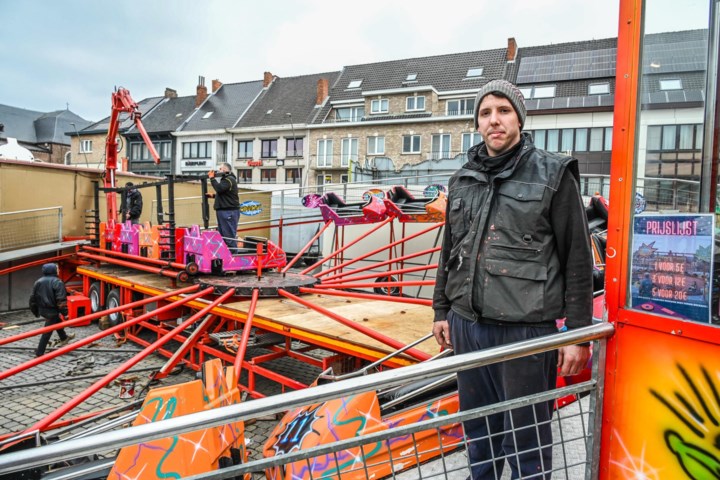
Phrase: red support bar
[
  {"left": 321, "top": 264, "right": 438, "bottom": 285},
  {"left": 282, "top": 220, "right": 332, "bottom": 273},
  {"left": 153, "top": 315, "right": 219, "bottom": 379},
  {"left": 0, "top": 284, "right": 201, "bottom": 347},
  {"left": 77, "top": 252, "right": 185, "bottom": 280},
  {"left": 313, "top": 222, "right": 443, "bottom": 278},
  {"left": 321, "top": 247, "right": 442, "bottom": 283},
  {"left": 0, "top": 287, "right": 213, "bottom": 382},
  {"left": 300, "top": 217, "right": 393, "bottom": 275},
  {"left": 311, "top": 280, "right": 435, "bottom": 290},
  {"left": 26, "top": 288, "right": 233, "bottom": 434},
  {"left": 82, "top": 246, "right": 188, "bottom": 271},
  {"left": 278, "top": 289, "right": 430, "bottom": 362},
  {"left": 299, "top": 287, "right": 433, "bottom": 306},
  {"left": 0, "top": 253, "right": 76, "bottom": 277},
  {"left": 233, "top": 289, "right": 260, "bottom": 385}
]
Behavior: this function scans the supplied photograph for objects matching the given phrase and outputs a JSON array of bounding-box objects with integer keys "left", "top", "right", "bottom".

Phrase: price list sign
[{"left": 630, "top": 214, "right": 714, "bottom": 322}]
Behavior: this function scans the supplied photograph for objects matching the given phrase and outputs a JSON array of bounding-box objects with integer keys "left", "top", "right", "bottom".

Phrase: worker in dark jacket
[
  {"left": 207, "top": 162, "right": 240, "bottom": 251},
  {"left": 120, "top": 182, "right": 143, "bottom": 224},
  {"left": 29, "top": 263, "right": 75, "bottom": 357},
  {"left": 432, "top": 80, "right": 592, "bottom": 480}
]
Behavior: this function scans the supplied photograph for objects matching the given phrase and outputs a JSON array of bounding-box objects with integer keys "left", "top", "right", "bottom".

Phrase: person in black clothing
[
  {"left": 120, "top": 181, "right": 143, "bottom": 224},
  {"left": 431, "top": 80, "right": 592, "bottom": 480},
  {"left": 29, "top": 263, "right": 75, "bottom": 357},
  {"left": 207, "top": 162, "right": 240, "bottom": 251}
]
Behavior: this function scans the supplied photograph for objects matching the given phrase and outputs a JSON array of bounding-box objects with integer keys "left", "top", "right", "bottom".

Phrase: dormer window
[
  {"left": 466, "top": 67, "right": 484, "bottom": 78},
  {"left": 660, "top": 79, "right": 682, "bottom": 90},
  {"left": 347, "top": 79, "right": 363, "bottom": 89},
  {"left": 588, "top": 83, "right": 610, "bottom": 95},
  {"left": 370, "top": 99, "right": 389, "bottom": 114},
  {"left": 406, "top": 96, "right": 425, "bottom": 112}
]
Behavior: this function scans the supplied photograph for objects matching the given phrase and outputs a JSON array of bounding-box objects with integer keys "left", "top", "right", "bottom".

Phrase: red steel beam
[
  {"left": 299, "top": 287, "right": 432, "bottom": 306},
  {"left": 311, "top": 280, "right": 435, "bottom": 290},
  {"left": 313, "top": 222, "right": 443, "bottom": 278},
  {"left": 281, "top": 220, "right": 332, "bottom": 273},
  {"left": 82, "top": 246, "right": 189, "bottom": 272},
  {"left": 232, "top": 288, "right": 260, "bottom": 384},
  {"left": 26, "top": 288, "right": 234, "bottom": 433},
  {"left": 77, "top": 252, "right": 186, "bottom": 281},
  {"left": 0, "top": 254, "right": 76, "bottom": 277},
  {"left": 0, "top": 287, "right": 212, "bottom": 382},
  {"left": 321, "top": 264, "right": 438, "bottom": 285},
  {"left": 278, "top": 289, "right": 430, "bottom": 361},
  {"left": 300, "top": 217, "right": 393, "bottom": 274},
  {"left": 0, "top": 284, "right": 200, "bottom": 347},
  {"left": 320, "top": 247, "right": 441, "bottom": 283}
]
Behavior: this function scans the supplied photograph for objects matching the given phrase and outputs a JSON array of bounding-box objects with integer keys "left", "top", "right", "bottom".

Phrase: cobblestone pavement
[{"left": 0, "top": 309, "right": 592, "bottom": 479}]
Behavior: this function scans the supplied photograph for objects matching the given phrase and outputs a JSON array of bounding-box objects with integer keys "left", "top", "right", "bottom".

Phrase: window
[
  {"left": 545, "top": 129, "right": 560, "bottom": 152},
  {"left": 336, "top": 106, "right": 364, "bottom": 122},
  {"left": 341, "top": 138, "right": 358, "bottom": 167},
  {"left": 405, "top": 73, "right": 417, "bottom": 82},
  {"left": 406, "top": 96, "right": 425, "bottom": 111},
  {"left": 202, "top": 111, "right": 214, "bottom": 119},
  {"left": 447, "top": 98, "right": 475, "bottom": 116},
  {"left": 367, "top": 136, "right": 385, "bottom": 155},
  {"left": 155, "top": 141, "right": 171, "bottom": 159},
  {"left": 131, "top": 141, "right": 169, "bottom": 161},
  {"left": 347, "top": 79, "right": 362, "bottom": 89},
  {"left": 589, "top": 128, "right": 604, "bottom": 152},
  {"left": 574, "top": 128, "right": 588, "bottom": 152},
  {"left": 182, "top": 141, "right": 211, "bottom": 159},
  {"left": 644, "top": 124, "right": 703, "bottom": 180},
  {"left": 589, "top": 83, "right": 610, "bottom": 95},
  {"left": 462, "top": 133, "right": 482, "bottom": 151},
  {"left": 561, "top": 129, "right": 574, "bottom": 152},
  {"left": 370, "top": 99, "right": 389, "bottom": 114},
  {"left": 237, "top": 169, "right": 252, "bottom": 183},
  {"left": 659, "top": 79, "right": 682, "bottom": 90},
  {"left": 80, "top": 140, "right": 92, "bottom": 153},
  {"left": 403, "top": 135, "right": 421, "bottom": 154},
  {"left": 261, "top": 169, "right": 277, "bottom": 183},
  {"left": 533, "top": 130, "right": 546, "bottom": 150},
  {"left": 285, "top": 168, "right": 302, "bottom": 184},
  {"left": 317, "top": 174, "right": 333, "bottom": 186},
  {"left": 340, "top": 174, "right": 349, "bottom": 183},
  {"left": 466, "top": 67, "right": 484, "bottom": 78},
  {"left": 522, "top": 86, "right": 556, "bottom": 99},
  {"left": 286, "top": 137, "right": 303, "bottom": 157},
  {"left": 261, "top": 139, "right": 277, "bottom": 158},
  {"left": 431, "top": 134, "right": 451, "bottom": 159},
  {"left": 317, "top": 139, "right": 333, "bottom": 167},
  {"left": 604, "top": 127, "right": 613, "bottom": 151},
  {"left": 237, "top": 140, "right": 253, "bottom": 159}
]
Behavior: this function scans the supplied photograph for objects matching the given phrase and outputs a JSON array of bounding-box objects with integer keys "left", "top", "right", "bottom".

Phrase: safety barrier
[
  {"left": 0, "top": 323, "right": 614, "bottom": 479},
  {"left": 0, "top": 206, "right": 62, "bottom": 253}
]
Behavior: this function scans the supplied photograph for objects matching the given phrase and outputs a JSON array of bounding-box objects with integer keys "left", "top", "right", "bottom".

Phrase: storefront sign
[
  {"left": 247, "top": 160, "right": 263, "bottom": 167},
  {"left": 630, "top": 214, "right": 714, "bottom": 322},
  {"left": 181, "top": 159, "right": 211, "bottom": 170},
  {"left": 239, "top": 200, "right": 262, "bottom": 216}
]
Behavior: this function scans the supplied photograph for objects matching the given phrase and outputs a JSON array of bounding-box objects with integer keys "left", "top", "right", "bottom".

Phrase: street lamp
[
  {"left": 70, "top": 122, "right": 90, "bottom": 167},
  {"left": 286, "top": 112, "right": 304, "bottom": 189}
]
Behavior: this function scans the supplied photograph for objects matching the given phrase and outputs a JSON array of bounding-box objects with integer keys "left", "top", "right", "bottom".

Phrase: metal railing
[
  {"left": 0, "top": 323, "right": 614, "bottom": 478},
  {"left": 0, "top": 206, "right": 63, "bottom": 252}
]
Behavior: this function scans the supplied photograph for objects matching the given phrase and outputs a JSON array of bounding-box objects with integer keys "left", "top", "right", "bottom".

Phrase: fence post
[{"left": 57, "top": 207, "right": 63, "bottom": 243}]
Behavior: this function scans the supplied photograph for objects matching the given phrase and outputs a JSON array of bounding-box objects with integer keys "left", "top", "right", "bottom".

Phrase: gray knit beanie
[{"left": 473, "top": 79, "right": 527, "bottom": 130}]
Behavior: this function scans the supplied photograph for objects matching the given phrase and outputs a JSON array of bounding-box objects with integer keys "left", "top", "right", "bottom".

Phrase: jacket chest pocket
[
  {"left": 482, "top": 258, "right": 547, "bottom": 322},
  {"left": 495, "top": 183, "right": 547, "bottom": 232},
  {"left": 448, "top": 197, "right": 469, "bottom": 243}
]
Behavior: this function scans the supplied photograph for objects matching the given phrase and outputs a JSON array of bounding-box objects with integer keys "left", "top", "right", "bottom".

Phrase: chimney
[
  {"left": 507, "top": 37, "right": 518, "bottom": 62},
  {"left": 316, "top": 78, "right": 329, "bottom": 105},
  {"left": 164, "top": 88, "right": 178, "bottom": 98},
  {"left": 263, "top": 71, "right": 274, "bottom": 88},
  {"left": 212, "top": 79, "right": 223, "bottom": 93},
  {"left": 196, "top": 76, "right": 208, "bottom": 107}
]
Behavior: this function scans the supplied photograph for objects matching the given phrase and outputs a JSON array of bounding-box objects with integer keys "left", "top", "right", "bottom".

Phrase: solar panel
[
  {"left": 641, "top": 39, "right": 707, "bottom": 74},
  {"left": 517, "top": 48, "right": 617, "bottom": 83}
]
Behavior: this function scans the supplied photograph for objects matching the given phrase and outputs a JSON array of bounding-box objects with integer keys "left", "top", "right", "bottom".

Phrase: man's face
[
  {"left": 476, "top": 94, "right": 522, "bottom": 156},
  {"left": 219, "top": 165, "right": 229, "bottom": 173}
]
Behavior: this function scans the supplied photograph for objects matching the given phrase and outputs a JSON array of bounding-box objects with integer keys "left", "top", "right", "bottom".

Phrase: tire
[
  {"left": 373, "top": 276, "right": 400, "bottom": 296},
  {"left": 88, "top": 282, "right": 102, "bottom": 313},
  {"left": 106, "top": 289, "right": 122, "bottom": 327}
]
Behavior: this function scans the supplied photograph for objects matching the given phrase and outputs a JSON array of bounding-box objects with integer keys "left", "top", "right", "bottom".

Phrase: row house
[{"left": 73, "top": 28, "right": 707, "bottom": 199}]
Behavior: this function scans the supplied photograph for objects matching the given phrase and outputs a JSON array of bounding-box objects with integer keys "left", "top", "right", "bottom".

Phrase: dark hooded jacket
[
  {"left": 29, "top": 263, "right": 68, "bottom": 318},
  {"left": 210, "top": 172, "right": 240, "bottom": 211},
  {"left": 121, "top": 188, "right": 143, "bottom": 221},
  {"left": 432, "top": 133, "right": 593, "bottom": 329}
]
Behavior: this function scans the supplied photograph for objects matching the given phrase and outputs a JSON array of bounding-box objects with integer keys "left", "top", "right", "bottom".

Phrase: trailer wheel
[
  {"left": 106, "top": 289, "right": 122, "bottom": 327},
  {"left": 88, "top": 282, "right": 102, "bottom": 313},
  {"left": 373, "top": 276, "right": 400, "bottom": 296}
]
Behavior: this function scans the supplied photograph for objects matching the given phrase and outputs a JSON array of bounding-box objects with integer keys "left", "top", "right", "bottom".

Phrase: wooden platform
[{"left": 77, "top": 265, "right": 439, "bottom": 364}]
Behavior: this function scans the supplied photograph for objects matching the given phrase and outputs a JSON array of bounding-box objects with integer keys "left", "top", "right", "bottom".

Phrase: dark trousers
[
  {"left": 216, "top": 209, "right": 240, "bottom": 251},
  {"left": 36, "top": 315, "right": 69, "bottom": 357},
  {"left": 448, "top": 310, "right": 558, "bottom": 480}
]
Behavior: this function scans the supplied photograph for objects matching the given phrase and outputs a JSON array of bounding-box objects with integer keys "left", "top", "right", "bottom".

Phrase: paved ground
[{"left": 0, "top": 309, "right": 592, "bottom": 479}]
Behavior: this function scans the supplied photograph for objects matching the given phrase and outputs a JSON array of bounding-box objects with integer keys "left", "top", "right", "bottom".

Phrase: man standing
[
  {"left": 207, "top": 162, "right": 240, "bottom": 251},
  {"left": 432, "top": 80, "right": 592, "bottom": 479},
  {"left": 120, "top": 182, "right": 143, "bottom": 224},
  {"left": 30, "top": 263, "right": 75, "bottom": 357}
]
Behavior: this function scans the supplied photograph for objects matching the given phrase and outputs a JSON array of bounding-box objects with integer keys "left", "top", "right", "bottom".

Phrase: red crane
[{"left": 105, "top": 88, "right": 159, "bottom": 220}]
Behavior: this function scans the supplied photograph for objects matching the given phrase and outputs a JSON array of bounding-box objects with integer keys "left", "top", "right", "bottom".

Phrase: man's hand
[
  {"left": 208, "top": 170, "right": 215, "bottom": 179},
  {"left": 557, "top": 345, "right": 591, "bottom": 376},
  {"left": 205, "top": 193, "right": 215, "bottom": 198},
  {"left": 432, "top": 320, "right": 452, "bottom": 349}
]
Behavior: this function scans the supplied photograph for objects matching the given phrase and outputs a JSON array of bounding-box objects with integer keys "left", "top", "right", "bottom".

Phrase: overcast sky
[{"left": 0, "top": 0, "right": 707, "bottom": 122}]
